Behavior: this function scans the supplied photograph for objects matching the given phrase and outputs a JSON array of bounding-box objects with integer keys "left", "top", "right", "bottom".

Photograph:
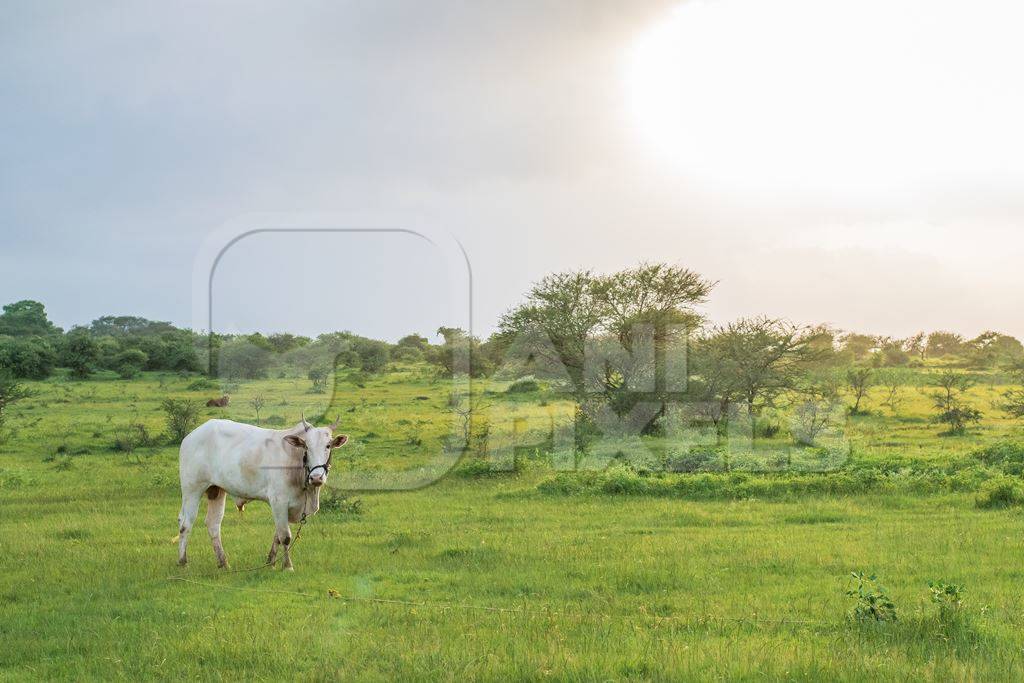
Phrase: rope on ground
[{"left": 163, "top": 576, "right": 828, "bottom": 626}]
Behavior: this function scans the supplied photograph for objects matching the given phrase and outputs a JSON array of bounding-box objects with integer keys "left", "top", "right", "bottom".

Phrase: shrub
[
  {"left": 507, "top": 376, "right": 541, "bottom": 393},
  {"left": 0, "top": 372, "right": 31, "bottom": 437},
  {"left": 665, "top": 447, "right": 722, "bottom": 473},
  {"left": 161, "top": 398, "right": 201, "bottom": 444},
  {"left": 319, "top": 490, "right": 363, "bottom": 515},
  {"left": 113, "top": 349, "right": 148, "bottom": 379},
  {"left": 0, "top": 336, "right": 57, "bottom": 379},
  {"left": 973, "top": 442, "right": 1024, "bottom": 475},
  {"left": 928, "top": 580, "right": 965, "bottom": 622},
  {"left": 308, "top": 366, "right": 328, "bottom": 393},
  {"left": 846, "top": 572, "right": 897, "bottom": 623},
  {"left": 187, "top": 378, "right": 219, "bottom": 391},
  {"left": 975, "top": 476, "right": 1024, "bottom": 509}
]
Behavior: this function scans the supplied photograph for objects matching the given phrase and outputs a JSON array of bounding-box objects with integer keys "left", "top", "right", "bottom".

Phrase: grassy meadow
[{"left": 2, "top": 365, "right": 1024, "bottom": 680}]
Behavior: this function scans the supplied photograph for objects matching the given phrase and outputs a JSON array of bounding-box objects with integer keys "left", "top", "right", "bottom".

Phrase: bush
[
  {"left": 507, "top": 375, "right": 541, "bottom": 393},
  {"left": 846, "top": 572, "right": 897, "bottom": 623},
  {"left": 187, "top": 378, "right": 219, "bottom": 391},
  {"left": 928, "top": 580, "right": 965, "bottom": 623},
  {"left": 161, "top": 398, "right": 201, "bottom": 444},
  {"left": 973, "top": 442, "right": 1024, "bottom": 475},
  {"left": 114, "top": 349, "right": 148, "bottom": 379},
  {"left": 975, "top": 476, "right": 1024, "bottom": 509},
  {"left": 0, "top": 336, "right": 57, "bottom": 379}
]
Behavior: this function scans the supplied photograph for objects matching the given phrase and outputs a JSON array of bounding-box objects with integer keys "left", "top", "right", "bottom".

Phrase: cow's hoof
[
  {"left": 178, "top": 558, "right": 187, "bottom": 567},
  {"left": 218, "top": 562, "right": 230, "bottom": 570},
  {"left": 283, "top": 565, "right": 294, "bottom": 572}
]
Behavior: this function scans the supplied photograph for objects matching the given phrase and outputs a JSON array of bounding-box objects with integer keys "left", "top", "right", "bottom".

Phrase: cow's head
[{"left": 284, "top": 415, "right": 349, "bottom": 488}]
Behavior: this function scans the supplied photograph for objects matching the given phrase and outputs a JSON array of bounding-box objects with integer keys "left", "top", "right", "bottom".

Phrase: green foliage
[
  {"left": 113, "top": 349, "right": 148, "bottom": 379},
  {"left": 217, "top": 338, "right": 273, "bottom": 379},
  {"left": 0, "top": 300, "right": 60, "bottom": 337},
  {"left": 61, "top": 329, "right": 99, "bottom": 380},
  {"left": 931, "top": 371, "right": 981, "bottom": 435},
  {"left": 974, "top": 476, "right": 1024, "bottom": 509},
  {"left": 846, "top": 572, "right": 897, "bottom": 623},
  {"left": 308, "top": 366, "right": 328, "bottom": 393},
  {"left": 319, "top": 490, "right": 363, "bottom": 515},
  {"left": 0, "top": 372, "right": 31, "bottom": 435},
  {"left": 160, "top": 398, "right": 200, "bottom": 444},
  {"left": 928, "top": 580, "right": 965, "bottom": 622},
  {"left": 507, "top": 375, "right": 541, "bottom": 393},
  {"left": 0, "top": 335, "right": 57, "bottom": 379}
]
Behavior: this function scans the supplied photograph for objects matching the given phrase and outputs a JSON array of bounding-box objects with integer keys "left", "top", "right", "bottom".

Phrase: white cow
[{"left": 177, "top": 416, "right": 348, "bottom": 570}]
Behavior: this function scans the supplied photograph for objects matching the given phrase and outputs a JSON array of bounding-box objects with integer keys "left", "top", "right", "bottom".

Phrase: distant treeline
[{"left": 0, "top": 294, "right": 1021, "bottom": 384}]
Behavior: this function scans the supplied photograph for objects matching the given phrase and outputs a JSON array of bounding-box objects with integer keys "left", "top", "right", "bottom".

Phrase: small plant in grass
[
  {"left": 250, "top": 393, "right": 266, "bottom": 424},
  {"left": 161, "top": 398, "right": 200, "bottom": 444},
  {"left": 846, "top": 572, "right": 897, "bottom": 623},
  {"left": 320, "top": 490, "right": 363, "bottom": 515},
  {"left": 928, "top": 580, "right": 964, "bottom": 622}
]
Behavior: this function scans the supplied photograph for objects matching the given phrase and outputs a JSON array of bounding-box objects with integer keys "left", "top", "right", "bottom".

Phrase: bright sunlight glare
[{"left": 622, "top": 0, "right": 1024, "bottom": 199}]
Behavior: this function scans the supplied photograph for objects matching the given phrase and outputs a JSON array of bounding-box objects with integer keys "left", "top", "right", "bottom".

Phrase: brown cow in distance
[{"left": 206, "top": 395, "right": 230, "bottom": 408}]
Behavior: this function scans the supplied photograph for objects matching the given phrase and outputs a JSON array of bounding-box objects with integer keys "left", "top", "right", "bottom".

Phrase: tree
[
  {"left": 926, "top": 331, "right": 965, "bottom": 358},
  {"left": 840, "top": 333, "right": 877, "bottom": 361},
  {"left": 217, "top": 338, "right": 273, "bottom": 379},
  {"left": 162, "top": 398, "right": 200, "bottom": 443},
  {"left": 308, "top": 366, "right": 328, "bottom": 393},
  {"left": 877, "top": 368, "right": 909, "bottom": 414},
  {"left": 88, "top": 315, "right": 175, "bottom": 337},
  {"left": 250, "top": 394, "right": 266, "bottom": 425},
  {"left": 61, "top": 329, "right": 99, "bottom": 379},
  {"left": 693, "top": 317, "right": 821, "bottom": 431},
  {"left": 113, "top": 349, "right": 148, "bottom": 379},
  {"left": 846, "top": 367, "right": 874, "bottom": 414},
  {"left": 930, "top": 371, "right": 980, "bottom": 435},
  {"left": 967, "top": 331, "right": 1023, "bottom": 368},
  {"left": 0, "top": 336, "right": 57, "bottom": 379},
  {"left": 499, "top": 264, "right": 713, "bottom": 401},
  {"left": 0, "top": 371, "right": 31, "bottom": 435},
  {"left": 397, "top": 334, "right": 429, "bottom": 351},
  {"left": 0, "top": 300, "right": 60, "bottom": 337},
  {"left": 498, "top": 270, "right": 605, "bottom": 398}
]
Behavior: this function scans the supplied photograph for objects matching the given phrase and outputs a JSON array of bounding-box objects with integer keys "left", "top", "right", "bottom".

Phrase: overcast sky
[{"left": 2, "top": 0, "right": 1023, "bottom": 341}]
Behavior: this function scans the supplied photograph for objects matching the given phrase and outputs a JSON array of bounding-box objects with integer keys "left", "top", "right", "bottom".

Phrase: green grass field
[{"left": 3, "top": 368, "right": 1024, "bottom": 680}]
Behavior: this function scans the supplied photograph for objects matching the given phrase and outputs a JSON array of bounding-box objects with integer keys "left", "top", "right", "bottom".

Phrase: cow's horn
[
  {"left": 301, "top": 413, "right": 311, "bottom": 431},
  {"left": 329, "top": 415, "right": 341, "bottom": 431}
]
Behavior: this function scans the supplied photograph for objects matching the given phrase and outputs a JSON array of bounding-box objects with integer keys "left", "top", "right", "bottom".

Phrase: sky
[{"left": 2, "top": 0, "right": 1023, "bottom": 341}]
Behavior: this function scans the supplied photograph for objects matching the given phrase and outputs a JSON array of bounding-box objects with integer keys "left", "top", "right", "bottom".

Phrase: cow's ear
[
  {"left": 330, "top": 434, "right": 349, "bottom": 448},
  {"left": 284, "top": 435, "right": 306, "bottom": 449}
]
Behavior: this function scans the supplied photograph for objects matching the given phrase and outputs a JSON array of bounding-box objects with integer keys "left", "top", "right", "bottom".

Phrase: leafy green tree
[
  {"left": 930, "top": 371, "right": 981, "bottom": 435},
  {"left": 968, "top": 331, "right": 1023, "bottom": 368},
  {"left": 0, "top": 300, "right": 60, "bottom": 337},
  {"left": 113, "top": 349, "right": 148, "bottom": 379},
  {"left": 927, "top": 331, "right": 966, "bottom": 358},
  {"left": 840, "top": 333, "right": 877, "bottom": 361},
  {"left": 161, "top": 398, "right": 200, "bottom": 444},
  {"left": 397, "top": 334, "right": 429, "bottom": 351},
  {"left": 88, "top": 315, "right": 175, "bottom": 337},
  {"left": 217, "top": 338, "right": 272, "bottom": 379},
  {"left": 61, "top": 329, "right": 99, "bottom": 379},
  {"left": 0, "top": 336, "right": 57, "bottom": 379},
  {"left": 692, "top": 318, "right": 821, "bottom": 434},
  {"left": 308, "top": 366, "right": 328, "bottom": 393},
  {"left": 845, "top": 367, "right": 874, "bottom": 414}
]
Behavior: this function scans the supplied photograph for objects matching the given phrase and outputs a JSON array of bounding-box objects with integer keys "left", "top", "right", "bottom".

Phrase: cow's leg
[
  {"left": 266, "top": 536, "right": 280, "bottom": 567},
  {"left": 177, "top": 486, "right": 203, "bottom": 566},
  {"left": 270, "top": 499, "right": 294, "bottom": 571},
  {"left": 205, "top": 486, "right": 229, "bottom": 569}
]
